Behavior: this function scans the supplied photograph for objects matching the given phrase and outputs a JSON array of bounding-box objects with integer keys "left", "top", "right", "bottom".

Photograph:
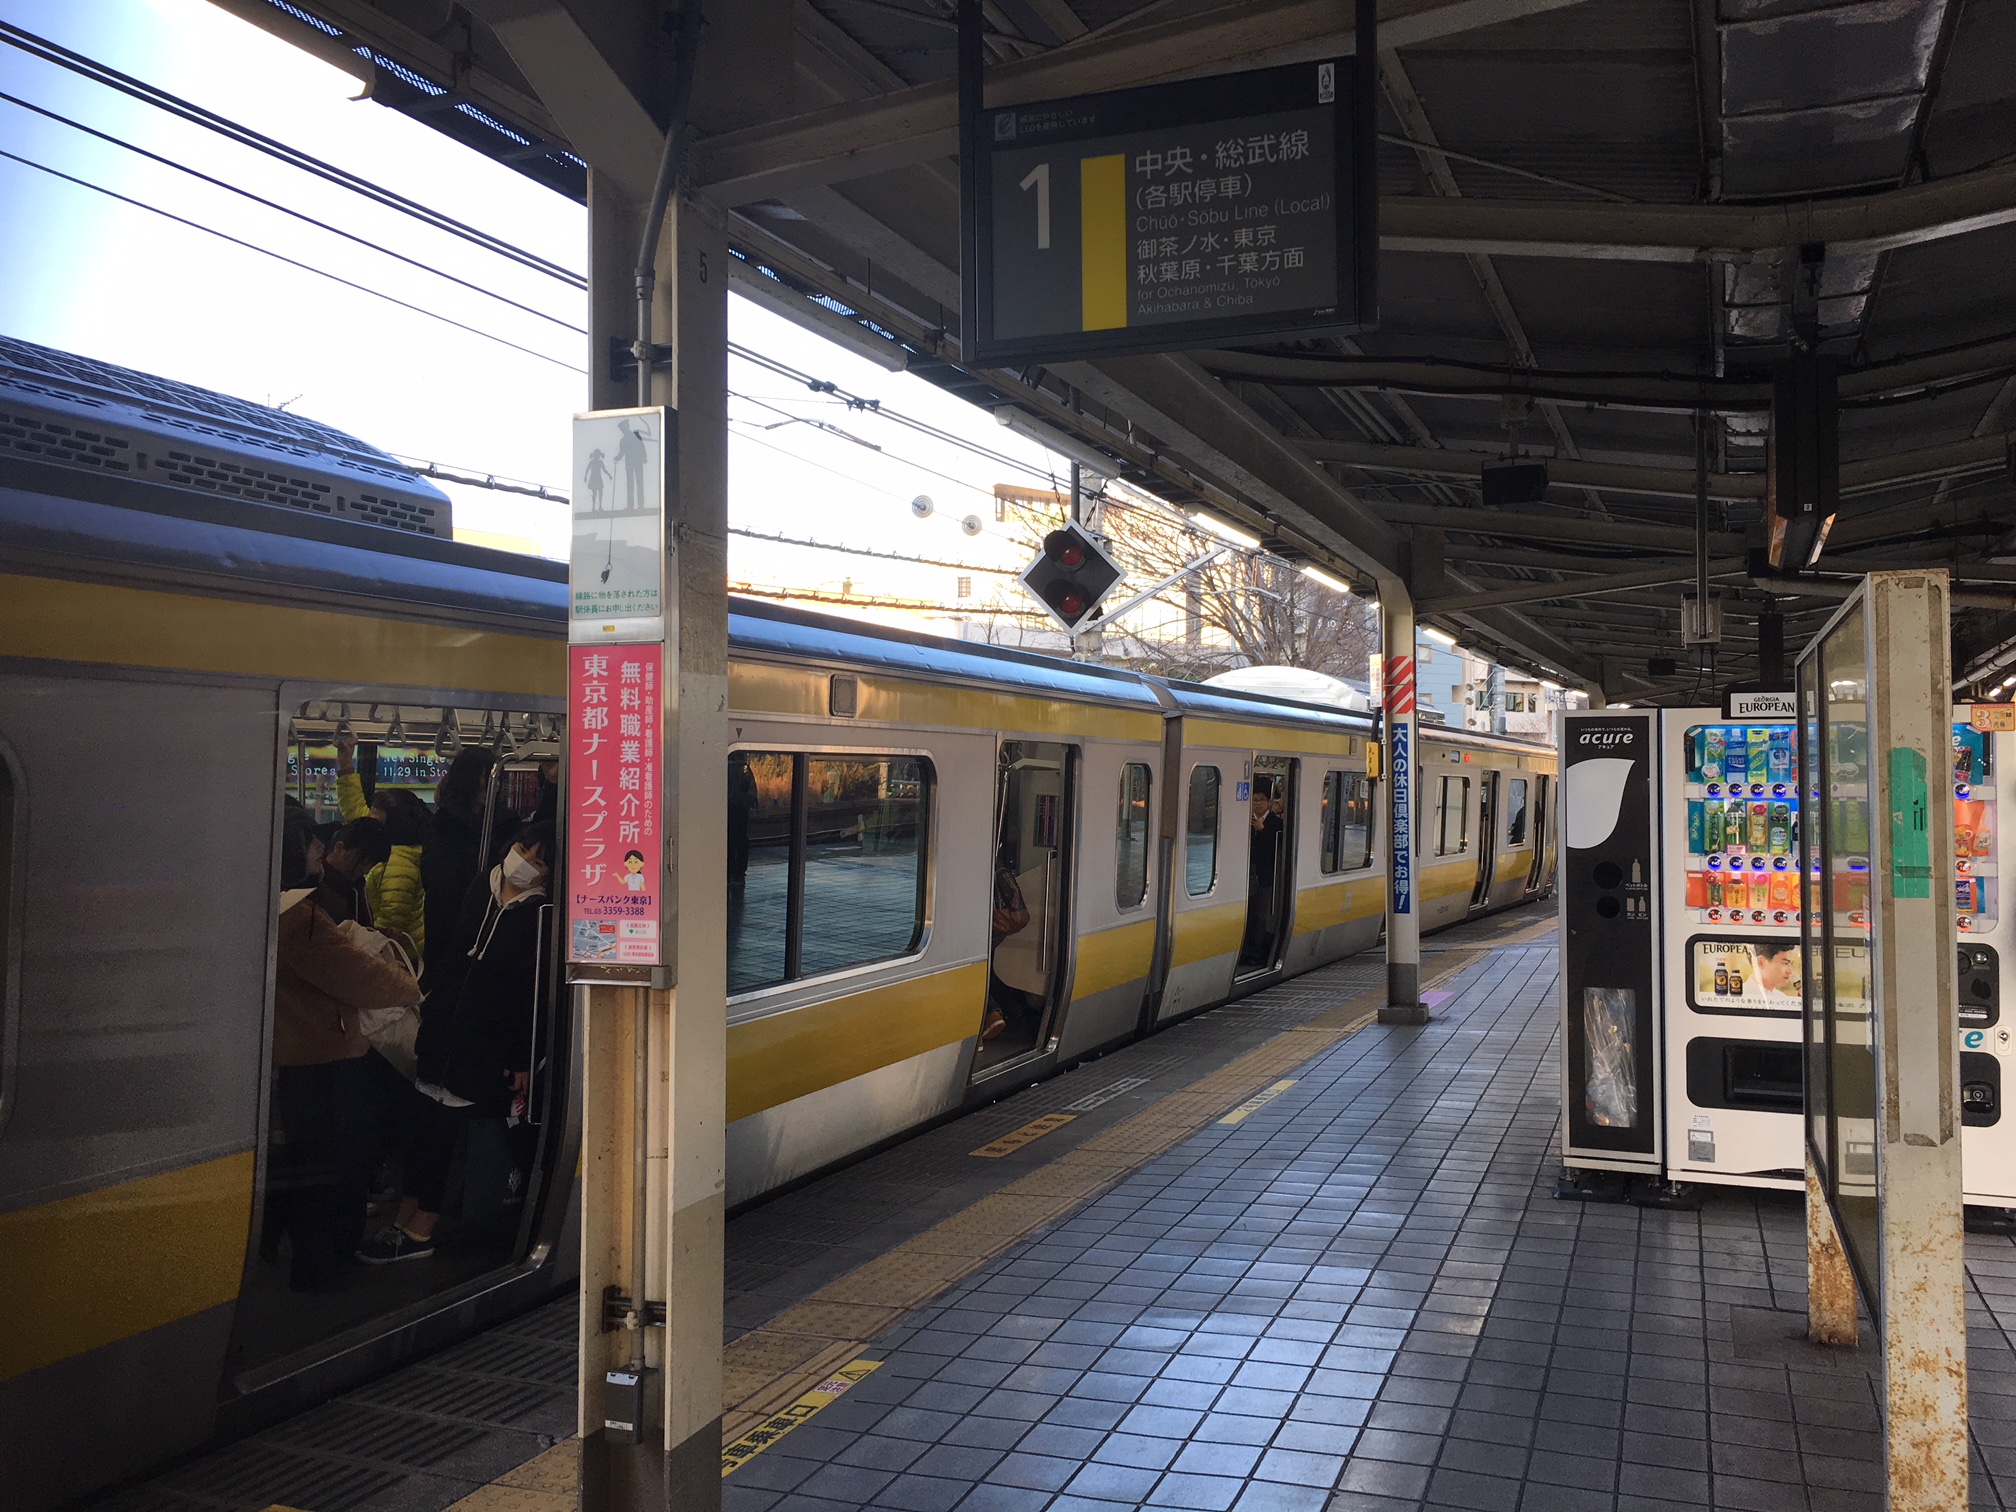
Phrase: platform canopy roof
[{"left": 221, "top": 0, "right": 2016, "bottom": 702}]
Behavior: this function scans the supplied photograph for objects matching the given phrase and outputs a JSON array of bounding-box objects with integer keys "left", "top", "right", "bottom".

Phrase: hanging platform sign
[{"left": 958, "top": 2, "right": 1376, "bottom": 367}]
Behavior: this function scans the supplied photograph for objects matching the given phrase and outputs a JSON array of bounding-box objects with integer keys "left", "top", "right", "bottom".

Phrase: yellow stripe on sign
[
  {"left": 1080, "top": 153, "right": 1127, "bottom": 331},
  {"left": 721, "top": 1359, "right": 882, "bottom": 1476},
  {"left": 1220, "top": 1080, "right": 1298, "bottom": 1124},
  {"left": 972, "top": 1112, "right": 1076, "bottom": 1158},
  {"left": 0, "top": 1151, "right": 255, "bottom": 1382}
]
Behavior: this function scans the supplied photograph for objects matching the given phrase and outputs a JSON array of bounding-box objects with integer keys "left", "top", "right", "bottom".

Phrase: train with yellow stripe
[{"left": 0, "top": 336, "right": 1554, "bottom": 1508}]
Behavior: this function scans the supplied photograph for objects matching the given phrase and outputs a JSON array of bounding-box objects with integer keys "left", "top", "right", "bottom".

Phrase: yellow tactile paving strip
[{"left": 270, "top": 914, "right": 1555, "bottom": 1511}]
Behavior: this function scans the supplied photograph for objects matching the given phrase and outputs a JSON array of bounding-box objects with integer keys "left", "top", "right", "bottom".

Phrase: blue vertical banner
[{"left": 1391, "top": 720, "right": 1413, "bottom": 915}]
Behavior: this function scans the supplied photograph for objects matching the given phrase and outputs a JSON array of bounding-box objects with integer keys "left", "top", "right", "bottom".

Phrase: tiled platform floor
[{"left": 723, "top": 939, "right": 2016, "bottom": 1512}]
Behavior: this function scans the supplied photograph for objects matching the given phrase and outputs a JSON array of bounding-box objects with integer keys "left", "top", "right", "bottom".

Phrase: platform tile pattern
[{"left": 723, "top": 941, "right": 2016, "bottom": 1512}]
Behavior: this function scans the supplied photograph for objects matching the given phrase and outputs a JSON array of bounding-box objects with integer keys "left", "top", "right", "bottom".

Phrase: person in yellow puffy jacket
[{"left": 335, "top": 737, "right": 430, "bottom": 958}]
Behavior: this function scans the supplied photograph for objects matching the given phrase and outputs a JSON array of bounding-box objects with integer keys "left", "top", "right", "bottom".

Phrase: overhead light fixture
[
  {"left": 1188, "top": 511, "right": 1260, "bottom": 549},
  {"left": 1421, "top": 627, "right": 1456, "bottom": 647},
  {"left": 1301, "top": 565, "right": 1349, "bottom": 592},
  {"left": 994, "top": 407, "right": 1119, "bottom": 478}
]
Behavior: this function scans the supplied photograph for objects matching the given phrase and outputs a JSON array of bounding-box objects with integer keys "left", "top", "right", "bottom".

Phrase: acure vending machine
[
  {"left": 1560, "top": 701, "right": 2016, "bottom": 1209},
  {"left": 1659, "top": 703, "right": 1807, "bottom": 1192},
  {"left": 1956, "top": 709, "right": 2016, "bottom": 1208}
]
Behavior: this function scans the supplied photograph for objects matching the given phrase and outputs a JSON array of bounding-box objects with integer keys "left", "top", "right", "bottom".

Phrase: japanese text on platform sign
[{"left": 569, "top": 643, "right": 662, "bottom": 964}]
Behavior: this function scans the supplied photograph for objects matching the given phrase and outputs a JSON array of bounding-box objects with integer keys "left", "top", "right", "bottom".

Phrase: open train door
[
  {"left": 1470, "top": 770, "right": 1499, "bottom": 907},
  {"left": 972, "top": 741, "right": 1076, "bottom": 1081},
  {"left": 1527, "top": 774, "right": 1552, "bottom": 892}
]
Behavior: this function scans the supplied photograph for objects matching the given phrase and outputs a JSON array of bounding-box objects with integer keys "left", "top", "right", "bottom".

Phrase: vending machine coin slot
[{"left": 1960, "top": 944, "right": 2000, "bottom": 1029}]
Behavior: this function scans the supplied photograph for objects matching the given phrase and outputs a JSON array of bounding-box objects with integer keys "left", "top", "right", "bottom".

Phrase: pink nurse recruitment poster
[{"left": 568, "top": 641, "right": 662, "bottom": 964}]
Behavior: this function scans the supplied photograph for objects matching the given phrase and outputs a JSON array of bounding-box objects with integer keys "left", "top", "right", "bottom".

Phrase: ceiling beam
[
  {"left": 692, "top": 0, "right": 1593, "bottom": 203},
  {"left": 1382, "top": 158, "right": 2016, "bottom": 262},
  {"left": 1302, "top": 429, "right": 2016, "bottom": 501},
  {"left": 1203, "top": 335, "right": 2016, "bottom": 411},
  {"left": 1306, "top": 438, "right": 1761, "bottom": 499},
  {"left": 1416, "top": 559, "right": 1749, "bottom": 614},
  {"left": 1378, "top": 501, "right": 1746, "bottom": 552}
]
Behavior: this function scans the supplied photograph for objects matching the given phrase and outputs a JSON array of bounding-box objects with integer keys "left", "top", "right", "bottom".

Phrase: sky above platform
[{"left": 0, "top": 0, "right": 1095, "bottom": 632}]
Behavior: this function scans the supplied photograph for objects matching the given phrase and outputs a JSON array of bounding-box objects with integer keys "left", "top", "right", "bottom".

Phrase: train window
[
  {"left": 1116, "top": 763, "right": 1152, "bottom": 910},
  {"left": 728, "top": 751, "right": 792, "bottom": 993},
  {"left": 1320, "top": 771, "right": 1374, "bottom": 874},
  {"left": 1506, "top": 778, "right": 1530, "bottom": 846},
  {"left": 1436, "top": 775, "right": 1470, "bottom": 855},
  {"left": 0, "top": 742, "right": 14, "bottom": 1133},
  {"left": 728, "top": 751, "right": 932, "bottom": 995},
  {"left": 1186, "top": 766, "right": 1220, "bottom": 896}
]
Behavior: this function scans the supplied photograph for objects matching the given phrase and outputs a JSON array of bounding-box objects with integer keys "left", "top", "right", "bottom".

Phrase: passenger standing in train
[
  {"left": 333, "top": 738, "right": 432, "bottom": 956},
  {"left": 316, "top": 817, "right": 390, "bottom": 928},
  {"left": 272, "top": 813, "right": 421, "bottom": 1290},
  {"left": 422, "top": 749, "right": 497, "bottom": 982},
  {"left": 1240, "top": 785, "right": 1286, "bottom": 968},
  {"left": 358, "top": 822, "right": 553, "bottom": 1263}
]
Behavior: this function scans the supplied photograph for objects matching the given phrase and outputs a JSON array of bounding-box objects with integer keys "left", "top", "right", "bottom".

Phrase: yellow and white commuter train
[{"left": 0, "top": 336, "right": 1555, "bottom": 1508}]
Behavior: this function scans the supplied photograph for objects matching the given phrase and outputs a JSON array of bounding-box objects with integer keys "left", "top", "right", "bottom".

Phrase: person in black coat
[
  {"left": 358, "top": 820, "right": 552, "bottom": 1264},
  {"left": 420, "top": 749, "right": 495, "bottom": 982}
]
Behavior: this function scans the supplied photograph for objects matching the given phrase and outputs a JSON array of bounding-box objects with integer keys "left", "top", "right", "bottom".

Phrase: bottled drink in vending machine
[
  {"left": 1726, "top": 731, "right": 1748, "bottom": 786},
  {"left": 1686, "top": 869, "right": 1709, "bottom": 909},
  {"left": 1749, "top": 801, "right": 1769, "bottom": 852},
  {"left": 1688, "top": 799, "right": 1705, "bottom": 855},
  {"left": 1706, "top": 729, "right": 1726, "bottom": 782},
  {"left": 1707, "top": 801, "right": 1726, "bottom": 853}
]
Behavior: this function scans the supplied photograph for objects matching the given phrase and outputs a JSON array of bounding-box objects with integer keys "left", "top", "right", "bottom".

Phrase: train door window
[
  {"left": 728, "top": 751, "right": 791, "bottom": 993},
  {"left": 978, "top": 742, "right": 1074, "bottom": 1076},
  {"left": 1319, "top": 771, "right": 1374, "bottom": 874},
  {"left": 1186, "top": 765, "right": 1221, "bottom": 895},
  {"left": 1437, "top": 775, "right": 1470, "bottom": 855},
  {"left": 1320, "top": 772, "right": 1343, "bottom": 873},
  {"left": 1116, "top": 762, "right": 1152, "bottom": 910},
  {"left": 1506, "top": 778, "right": 1530, "bottom": 846},
  {"left": 728, "top": 751, "right": 933, "bottom": 994}
]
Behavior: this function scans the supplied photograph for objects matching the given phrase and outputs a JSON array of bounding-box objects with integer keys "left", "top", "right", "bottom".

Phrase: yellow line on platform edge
[
  {"left": 971, "top": 1112, "right": 1077, "bottom": 1158},
  {"left": 722, "top": 1359, "right": 882, "bottom": 1476},
  {"left": 1219, "top": 1080, "right": 1298, "bottom": 1124}
]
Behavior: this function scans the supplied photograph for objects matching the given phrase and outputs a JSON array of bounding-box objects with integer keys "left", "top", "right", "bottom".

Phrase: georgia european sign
[{"left": 959, "top": 10, "right": 1376, "bottom": 367}]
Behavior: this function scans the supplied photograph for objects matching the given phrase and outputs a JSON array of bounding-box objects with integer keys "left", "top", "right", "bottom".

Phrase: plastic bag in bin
[{"left": 1583, "top": 987, "right": 1638, "bottom": 1128}]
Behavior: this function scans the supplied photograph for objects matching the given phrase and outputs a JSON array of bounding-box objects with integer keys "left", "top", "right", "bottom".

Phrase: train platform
[{"left": 89, "top": 906, "right": 2016, "bottom": 1512}]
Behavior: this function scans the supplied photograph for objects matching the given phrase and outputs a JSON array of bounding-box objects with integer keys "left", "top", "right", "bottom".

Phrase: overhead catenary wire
[
  {"left": 0, "top": 18, "right": 587, "bottom": 288},
  {"left": 0, "top": 89, "right": 586, "bottom": 335},
  {"left": 0, "top": 148, "right": 586, "bottom": 374}
]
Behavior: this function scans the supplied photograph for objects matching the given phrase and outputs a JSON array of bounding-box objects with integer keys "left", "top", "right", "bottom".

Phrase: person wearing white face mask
[{"left": 359, "top": 822, "right": 554, "bottom": 1263}]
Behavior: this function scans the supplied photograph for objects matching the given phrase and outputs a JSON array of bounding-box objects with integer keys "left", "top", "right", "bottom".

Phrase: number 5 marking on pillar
[{"left": 1020, "top": 162, "right": 1050, "bottom": 249}]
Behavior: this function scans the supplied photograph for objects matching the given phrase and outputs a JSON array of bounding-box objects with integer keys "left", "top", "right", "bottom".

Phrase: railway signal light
[{"left": 1020, "top": 520, "right": 1122, "bottom": 633}]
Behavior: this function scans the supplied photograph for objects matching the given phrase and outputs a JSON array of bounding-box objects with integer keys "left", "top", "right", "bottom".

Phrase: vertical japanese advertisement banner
[
  {"left": 569, "top": 643, "right": 663, "bottom": 964},
  {"left": 567, "top": 407, "right": 671, "bottom": 968},
  {"left": 1387, "top": 653, "right": 1415, "bottom": 916}
]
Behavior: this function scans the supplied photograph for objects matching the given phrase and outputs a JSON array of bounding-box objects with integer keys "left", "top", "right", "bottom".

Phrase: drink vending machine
[
  {"left": 1661, "top": 705, "right": 1806, "bottom": 1192},
  {"left": 1559, "top": 702, "right": 2016, "bottom": 1207}
]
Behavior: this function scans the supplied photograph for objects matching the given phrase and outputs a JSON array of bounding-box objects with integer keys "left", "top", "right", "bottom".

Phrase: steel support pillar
[
  {"left": 578, "top": 175, "right": 730, "bottom": 1512},
  {"left": 1381, "top": 592, "right": 1424, "bottom": 1022}
]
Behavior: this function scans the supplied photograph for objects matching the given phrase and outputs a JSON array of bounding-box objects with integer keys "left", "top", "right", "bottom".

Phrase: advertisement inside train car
[{"left": 288, "top": 743, "right": 451, "bottom": 816}]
